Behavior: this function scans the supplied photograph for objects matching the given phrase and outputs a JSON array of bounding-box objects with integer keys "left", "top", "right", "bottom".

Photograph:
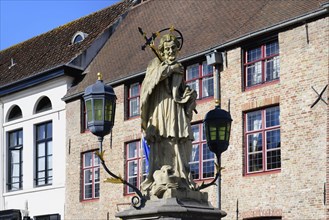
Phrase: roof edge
[
  {"left": 63, "top": 2, "right": 329, "bottom": 102},
  {"left": 180, "top": 4, "right": 329, "bottom": 62},
  {"left": 0, "top": 65, "right": 82, "bottom": 97}
]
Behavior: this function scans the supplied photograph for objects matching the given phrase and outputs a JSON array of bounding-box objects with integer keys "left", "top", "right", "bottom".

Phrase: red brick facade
[{"left": 65, "top": 16, "right": 328, "bottom": 220}]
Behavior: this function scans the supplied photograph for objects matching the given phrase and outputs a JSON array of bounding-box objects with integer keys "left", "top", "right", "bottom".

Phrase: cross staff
[{"left": 138, "top": 27, "right": 164, "bottom": 62}]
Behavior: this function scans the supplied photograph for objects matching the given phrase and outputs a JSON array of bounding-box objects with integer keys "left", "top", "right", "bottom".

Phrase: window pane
[
  {"left": 128, "top": 161, "right": 138, "bottom": 176},
  {"left": 11, "top": 182, "right": 20, "bottom": 190},
  {"left": 47, "top": 156, "right": 53, "bottom": 170},
  {"left": 129, "top": 98, "right": 139, "bottom": 117},
  {"left": 105, "top": 99, "right": 113, "bottom": 121},
  {"left": 203, "top": 144, "right": 214, "bottom": 160},
  {"left": 128, "top": 177, "right": 137, "bottom": 193},
  {"left": 130, "top": 83, "right": 139, "bottom": 97},
  {"left": 37, "top": 125, "right": 46, "bottom": 140},
  {"left": 9, "top": 132, "right": 16, "bottom": 146},
  {"left": 248, "top": 133, "right": 263, "bottom": 153},
  {"left": 82, "top": 151, "right": 100, "bottom": 200},
  {"left": 94, "top": 168, "right": 100, "bottom": 182},
  {"left": 267, "top": 149, "right": 281, "bottom": 170},
  {"left": 47, "top": 122, "right": 52, "bottom": 138},
  {"left": 142, "top": 158, "right": 148, "bottom": 175},
  {"left": 191, "top": 125, "right": 200, "bottom": 141},
  {"left": 128, "top": 142, "right": 138, "bottom": 158},
  {"left": 203, "top": 160, "right": 214, "bottom": 178},
  {"left": 38, "top": 171, "right": 45, "bottom": 179},
  {"left": 84, "top": 169, "right": 92, "bottom": 184},
  {"left": 247, "top": 110, "right": 262, "bottom": 131},
  {"left": 18, "top": 130, "right": 23, "bottom": 145},
  {"left": 38, "top": 157, "right": 45, "bottom": 171},
  {"left": 266, "top": 56, "right": 280, "bottom": 81},
  {"left": 190, "top": 163, "right": 199, "bottom": 179},
  {"left": 11, "top": 164, "right": 20, "bottom": 176},
  {"left": 84, "top": 152, "right": 92, "bottom": 167},
  {"left": 202, "top": 77, "right": 214, "bottom": 98},
  {"left": 266, "top": 41, "right": 279, "bottom": 56},
  {"left": 247, "top": 47, "right": 261, "bottom": 62},
  {"left": 47, "top": 141, "right": 52, "bottom": 156},
  {"left": 202, "top": 62, "right": 213, "bottom": 76},
  {"left": 266, "top": 106, "right": 280, "bottom": 127},
  {"left": 266, "top": 129, "right": 280, "bottom": 150},
  {"left": 11, "top": 150, "right": 20, "bottom": 163},
  {"left": 37, "top": 178, "right": 45, "bottom": 186},
  {"left": 247, "top": 61, "right": 262, "bottom": 87},
  {"left": 94, "top": 156, "right": 100, "bottom": 166},
  {"left": 125, "top": 141, "right": 143, "bottom": 194},
  {"left": 86, "top": 100, "right": 92, "bottom": 123},
  {"left": 95, "top": 183, "right": 100, "bottom": 198},
  {"left": 94, "top": 99, "right": 103, "bottom": 121},
  {"left": 186, "top": 64, "right": 199, "bottom": 80},
  {"left": 84, "top": 184, "right": 92, "bottom": 199},
  {"left": 38, "top": 143, "right": 45, "bottom": 157},
  {"left": 248, "top": 153, "right": 263, "bottom": 172},
  {"left": 190, "top": 145, "right": 199, "bottom": 162},
  {"left": 48, "top": 170, "right": 53, "bottom": 179}
]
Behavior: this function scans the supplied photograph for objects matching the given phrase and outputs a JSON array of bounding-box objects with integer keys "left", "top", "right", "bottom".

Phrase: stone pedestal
[{"left": 115, "top": 193, "right": 226, "bottom": 220}]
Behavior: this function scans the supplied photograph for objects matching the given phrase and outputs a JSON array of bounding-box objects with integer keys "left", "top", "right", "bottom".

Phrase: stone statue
[{"left": 140, "top": 33, "right": 197, "bottom": 199}]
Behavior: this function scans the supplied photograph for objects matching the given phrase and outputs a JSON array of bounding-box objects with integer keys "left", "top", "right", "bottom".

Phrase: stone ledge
[{"left": 115, "top": 197, "right": 226, "bottom": 220}]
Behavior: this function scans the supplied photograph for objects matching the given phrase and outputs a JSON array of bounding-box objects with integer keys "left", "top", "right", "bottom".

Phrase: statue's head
[{"left": 158, "top": 34, "right": 180, "bottom": 62}]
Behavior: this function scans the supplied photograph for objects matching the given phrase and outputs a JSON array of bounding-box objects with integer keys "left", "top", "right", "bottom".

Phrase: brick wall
[
  {"left": 220, "top": 17, "right": 328, "bottom": 220},
  {"left": 65, "top": 17, "right": 328, "bottom": 219}
]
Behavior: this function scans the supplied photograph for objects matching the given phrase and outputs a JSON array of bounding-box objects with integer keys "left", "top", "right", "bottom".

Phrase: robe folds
[{"left": 140, "top": 58, "right": 197, "bottom": 194}]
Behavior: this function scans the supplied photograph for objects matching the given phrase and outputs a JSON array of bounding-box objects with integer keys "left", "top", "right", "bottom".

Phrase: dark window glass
[
  {"left": 189, "top": 123, "right": 215, "bottom": 180},
  {"left": 8, "top": 105, "right": 22, "bottom": 121},
  {"left": 36, "top": 121, "right": 52, "bottom": 186},
  {"left": 36, "top": 97, "right": 52, "bottom": 113},
  {"left": 125, "top": 140, "right": 147, "bottom": 194},
  {"left": 244, "top": 40, "right": 280, "bottom": 88},
  {"left": 128, "top": 83, "right": 140, "bottom": 118},
  {"left": 82, "top": 151, "right": 100, "bottom": 200},
  {"left": 7, "top": 129, "right": 23, "bottom": 191},
  {"left": 245, "top": 106, "right": 281, "bottom": 174},
  {"left": 186, "top": 61, "right": 214, "bottom": 99}
]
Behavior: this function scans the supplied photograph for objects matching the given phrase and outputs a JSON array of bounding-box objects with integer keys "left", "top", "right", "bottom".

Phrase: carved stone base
[
  {"left": 115, "top": 196, "right": 226, "bottom": 220},
  {"left": 156, "top": 188, "right": 208, "bottom": 202}
]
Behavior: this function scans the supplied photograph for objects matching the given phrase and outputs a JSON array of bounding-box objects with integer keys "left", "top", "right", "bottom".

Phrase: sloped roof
[
  {"left": 64, "top": 0, "right": 327, "bottom": 100},
  {"left": 0, "top": 0, "right": 134, "bottom": 89}
]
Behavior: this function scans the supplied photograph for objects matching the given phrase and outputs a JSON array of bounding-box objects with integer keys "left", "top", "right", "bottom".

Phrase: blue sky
[{"left": 0, "top": 0, "right": 120, "bottom": 50}]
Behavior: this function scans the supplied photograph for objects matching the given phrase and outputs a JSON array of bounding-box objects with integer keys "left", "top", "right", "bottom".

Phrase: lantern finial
[
  {"left": 215, "top": 99, "right": 220, "bottom": 106},
  {"left": 97, "top": 72, "right": 103, "bottom": 81}
]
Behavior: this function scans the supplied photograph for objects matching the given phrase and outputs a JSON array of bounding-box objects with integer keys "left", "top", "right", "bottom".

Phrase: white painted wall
[{"left": 1, "top": 76, "right": 73, "bottom": 218}]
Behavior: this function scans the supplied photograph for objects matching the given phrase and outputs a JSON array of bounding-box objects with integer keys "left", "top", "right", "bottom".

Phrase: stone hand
[{"left": 170, "top": 63, "right": 184, "bottom": 74}]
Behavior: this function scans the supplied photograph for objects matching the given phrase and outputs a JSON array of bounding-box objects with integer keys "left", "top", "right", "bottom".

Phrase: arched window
[
  {"left": 35, "top": 96, "right": 52, "bottom": 114},
  {"left": 72, "top": 31, "right": 88, "bottom": 44},
  {"left": 7, "top": 105, "right": 23, "bottom": 122}
]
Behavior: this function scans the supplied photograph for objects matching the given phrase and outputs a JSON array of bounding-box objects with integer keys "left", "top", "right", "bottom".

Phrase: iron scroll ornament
[{"left": 311, "top": 84, "right": 328, "bottom": 108}]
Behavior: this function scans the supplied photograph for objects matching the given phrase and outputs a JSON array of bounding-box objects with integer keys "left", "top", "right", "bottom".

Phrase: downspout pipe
[{"left": 206, "top": 51, "right": 224, "bottom": 210}]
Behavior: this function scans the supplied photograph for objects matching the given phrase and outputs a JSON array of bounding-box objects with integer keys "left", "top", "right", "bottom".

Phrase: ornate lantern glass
[
  {"left": 83, "top": 73, "right": 116, "bottom": 138},
  {"left": 203, "top": 106, "right": 232, "bottom": 155}
]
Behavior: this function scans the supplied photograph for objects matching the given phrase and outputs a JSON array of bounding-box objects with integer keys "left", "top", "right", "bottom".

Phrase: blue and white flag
[{"left": 141, "top": 135, "right": 150, "bottom": 173}]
